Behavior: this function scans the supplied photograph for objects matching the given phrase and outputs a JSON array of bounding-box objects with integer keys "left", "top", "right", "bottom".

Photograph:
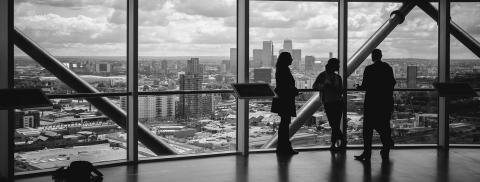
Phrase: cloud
[
  {"left": 16, "top": 13, "right": 126, "bottom": 44},
  {"left": 11, "top": 1, "right": 480, "bottom": 58},
  {"left": 172, "top": 0, "right": 235, "bottom": 18}
]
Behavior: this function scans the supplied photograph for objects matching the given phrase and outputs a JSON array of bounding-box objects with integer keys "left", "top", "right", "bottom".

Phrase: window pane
[
  {"left": 14, "top": 0, "right": 127, "bottom": 94},
  {"left": 249, "top": 1, "right": 338, "bottom": 150},
  {"left": 138, "top": 0, "right": 236, "bottom": 92},
  {"left": 14, "top": 97, "right": 126, "bottom": 173},
  {"left": 348, "top": 3, "right": 438, "bottom": 89},
  {"left": 136, "top": 93, "right": 236, "bottom": 157},
  {"left": 347, "top": 91, "right": 438, "bottom": 146},
  {"left": 449, "top": 2, "right": 480, "bottom": 144}
]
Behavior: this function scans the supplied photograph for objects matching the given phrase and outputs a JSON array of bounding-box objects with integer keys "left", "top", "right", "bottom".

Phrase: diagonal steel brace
[
  {"left": 262, "top": 1, "right": 417, "bottom": 148},
  {"left": 416, "top": 0, "right": 480, "bottom": 59},
  {"left": 14, "top": 28, "right": 177, "bottom": 155}
]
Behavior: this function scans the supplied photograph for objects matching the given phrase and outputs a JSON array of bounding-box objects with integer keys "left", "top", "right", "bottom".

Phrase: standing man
[
  {"left": 354, "top": 49, "right": 396, "bottom": 161},
  {"left": 313, "top": 58, "right": 345, "bottom": 151}
]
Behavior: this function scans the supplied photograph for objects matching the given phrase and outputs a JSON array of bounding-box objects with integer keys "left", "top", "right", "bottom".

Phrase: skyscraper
[
  {"left": 253, "top": 49, "right": 263, "bottom": 68},
  {"left": 305, "top": 56, "right": 315, "bottom": 73},
  {"left": 292, "top": 49, "right": 301, "bottom": 70},
  {"left": 230, "top": 48, "right": 237, "bottom": 75},
  {"left": 161, "top": 60, "right": 168, "bottom": 73},
  {"left": 329, "top": 52, "right": 333, "bottom": 59},
  {"left": 221, "top": 60, "right": 230, "bottom": 73},
  {"left": 187, "top": 58, "right": 201, "bottom": 74},
  {"left": 179, "top": 58, "right": 203, "bottom": 119},
  {"left": 279, "top": 40, "right": 301, "bottom": 70},
  {"left": 407, "top": 65, "right": 417, "bottom": 88},
  {"left": 121, "top": 95, "right": 175, "bottom": 121},
  {"left": 262, "top": 41, "right": 273, "bottom": 68}
]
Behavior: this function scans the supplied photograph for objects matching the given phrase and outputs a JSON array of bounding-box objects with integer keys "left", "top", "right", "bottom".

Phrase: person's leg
[
  {"left": 277, "top": 115, "right": 295, "bottom": 154},
  {"left": 377, "top": 112, "right": 393, "bottom": 160},
  {"left": 332, "top": 101, "right": 345, "bottom": 147},
  {"left": 363, "top": 122, "right": 373, "bottom": 156},
  {"left": 325, "top": 103, "right": 338, "bottom": 149},
  {"left": 355, "top": 116, "right": 372, "bottom": 160},
  {"left": 277, "top": 115, "right": 288, "bottom": 152},
  {"left": 328, "top": 101, "right": 344, "bottom": 148}
]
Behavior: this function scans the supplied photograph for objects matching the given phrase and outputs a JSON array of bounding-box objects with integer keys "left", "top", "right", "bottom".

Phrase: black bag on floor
[{"left": 52, "top": 161, "right": 103, "bottom": 182}]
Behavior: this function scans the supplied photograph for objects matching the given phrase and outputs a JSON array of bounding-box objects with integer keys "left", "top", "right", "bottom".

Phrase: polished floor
[{"left": 16, "top": 149, "right": 480, "bottom": 182}]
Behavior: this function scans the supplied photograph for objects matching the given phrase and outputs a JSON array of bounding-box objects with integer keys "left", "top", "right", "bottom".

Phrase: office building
[
  {"left": 14, "top": 110, "right": 40, "bottom": 129},
  {"left": 253, "top": 49, "right": 263, "bottom": 68},
  {"left": 407, "top": 65, "right": 418, "bottom": 88},
  {"left": 262, "top": 41, "right": 274, "bottom": 68},
  {"left": 230, "top": 48, "right": 237, "bottom": 75},
  {"left": 305, "top": 56, "right": 315, "bottom": 73}
]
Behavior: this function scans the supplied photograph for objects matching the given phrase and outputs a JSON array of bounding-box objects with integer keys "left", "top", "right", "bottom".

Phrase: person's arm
[
  {"left": 313, "top": 73, "right": 327, "bottom": 91},
  {"left": 357, "top": 67, "right": 368, "bottom": 90},
  {"left": 389, "top": 66, "right": 396, "bottom": 89},
  {"left": 336, "top": 75, "right": 343, "bottom": 94}
]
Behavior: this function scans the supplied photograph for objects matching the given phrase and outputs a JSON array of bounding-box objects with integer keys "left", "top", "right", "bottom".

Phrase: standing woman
[{"left": 271, "top": 52, "right": 299, "bottom": 155}]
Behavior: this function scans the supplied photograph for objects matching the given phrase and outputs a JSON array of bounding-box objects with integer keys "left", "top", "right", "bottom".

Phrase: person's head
[
  {"left": 371, "top": 49, "right": 382, "bottom": 62},
  {"left": 276, "top": 52, "right": 293, "bottom": 68},
  {"left": 325, "top": 58, "right": 339, "bottom": 73}
]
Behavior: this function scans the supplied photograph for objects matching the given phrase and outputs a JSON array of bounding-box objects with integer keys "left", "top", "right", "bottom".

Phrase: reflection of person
[
  {"left": 354, "top": 49, "right": 396, "bottom": 161},
  {"left": 313, "top": 58, "right": 345, "bottom": 151},
  {"left": 271, "top": 52, "right": 299, "bottom": 155}
]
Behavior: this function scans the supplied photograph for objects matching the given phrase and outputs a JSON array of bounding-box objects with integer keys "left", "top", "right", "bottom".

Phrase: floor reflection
[
  {"left": 360, "top": 160, "right": 392, "bottom": 182},
  {"left": 328, "top": 151, "right": 347, "bottom": 182},
  {"left": 276, "top": 154, "right": 293, "bottom": 182}
]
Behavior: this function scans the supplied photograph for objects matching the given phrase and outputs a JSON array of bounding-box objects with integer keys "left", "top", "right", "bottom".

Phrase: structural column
[
  {"left": 237, "top": 0, "right": 249, "bottom": 155},
  {"left": 438, "top": 0, "right": 450, "bottom": 149},
  {"left": 127, "top": 0, "right": 139, "bottom": 161},
  {"left": 0, "top": 0, "right": 13, "bottom": 181},
  {"left": 338, "top": 0, "right": 348, "bottom": 146}
]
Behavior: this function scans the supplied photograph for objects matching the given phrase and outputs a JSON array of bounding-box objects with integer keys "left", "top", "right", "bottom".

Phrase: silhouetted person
[
  {"left": 313, "top": 58, "right": 345, "bottom": 151},
  {"left": 271, "top": 52, "right": 299, "bottom": 155},
  {"left": 354, "top": 49, "right": 395, "bottom": 161}
]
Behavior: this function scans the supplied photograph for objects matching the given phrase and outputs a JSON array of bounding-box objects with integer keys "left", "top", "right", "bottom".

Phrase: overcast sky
[{"left": 13, "top": 0, "right": 480, "bottom": 59}]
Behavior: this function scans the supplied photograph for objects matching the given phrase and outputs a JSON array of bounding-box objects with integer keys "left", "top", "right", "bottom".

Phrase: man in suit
[{"left": 354, "top": 49, "right": 396, "bottom": 161}]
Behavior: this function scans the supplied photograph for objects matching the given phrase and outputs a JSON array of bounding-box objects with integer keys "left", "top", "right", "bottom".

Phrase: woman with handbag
[{"left": 271, "top": 52, "right": 300, "bottom": 155}]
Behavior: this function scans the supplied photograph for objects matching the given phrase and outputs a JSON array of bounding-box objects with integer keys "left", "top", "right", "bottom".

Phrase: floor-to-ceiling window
[
  {"left": 449, "top": 2, "right": 480, "bottom": 145},
  {"left": 249, "top": 0, "right": 338, "bottom": 149},
  {"left": 347, "top": 2, "right": 439, "bottom": 146},
  {"left": 137, "top": 0, "right": 237, "bottom": 157},
  {"left": 13, "top": 0, "right": 128, "bottom": 173}
]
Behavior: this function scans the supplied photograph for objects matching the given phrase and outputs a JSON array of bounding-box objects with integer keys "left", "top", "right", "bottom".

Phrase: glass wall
[
  {"left": 14, "top": 0, "right": 127, "bottom": 94},
  {"left": 249, "top": 1, "right": 338, "bottom": 149},
  {"left": 10, "top": 0, "right": 480, "bottom": 176},
  {"left": 449, "top": 2, "right": 480, "bottom": 144},
  {"left": 136, "top": 0, "right": 237, "bottom": 157},
  {"left": 348, "top": 3, "right": 438, "bottom": 89},
  {"left": 136, "top": 93, "right": 236, "bottom": 157},
  {"left": 346, "top": 91, "right": 438, "bottom": 145},
  {"left": 138, "top": 0, "right": 237, "bottom": 92},
  {"left": 14, "top": 97, "right": 126, "bottom": 173},
  {"left": 13, "top": 0, "right": 129, "bottom": 174}
]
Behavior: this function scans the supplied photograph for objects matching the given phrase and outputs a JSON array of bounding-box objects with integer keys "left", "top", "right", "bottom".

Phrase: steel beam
[
  {"left": 339, "top": 0, "right": 348, "bottom": 146},
  {"left": 0, "top": 0, "right": 14, "bottom": 181},
  {"left": 438, "top": 0, "right": 450, "bottom": 149},
  {"left": 262, "top": 1, "right": 416, "bottom": 148},
  {"left": 237, "top": 0, "right": 250, "bottom": 155},
  {"left": 127, "top": 0, "right": 139, "bottom": 161},
  {"left": 14, "top": 28, "right": 177, "bottom": 155},
  {"left": 416, "top": 1, "right": 480, "bottom": 59}
]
